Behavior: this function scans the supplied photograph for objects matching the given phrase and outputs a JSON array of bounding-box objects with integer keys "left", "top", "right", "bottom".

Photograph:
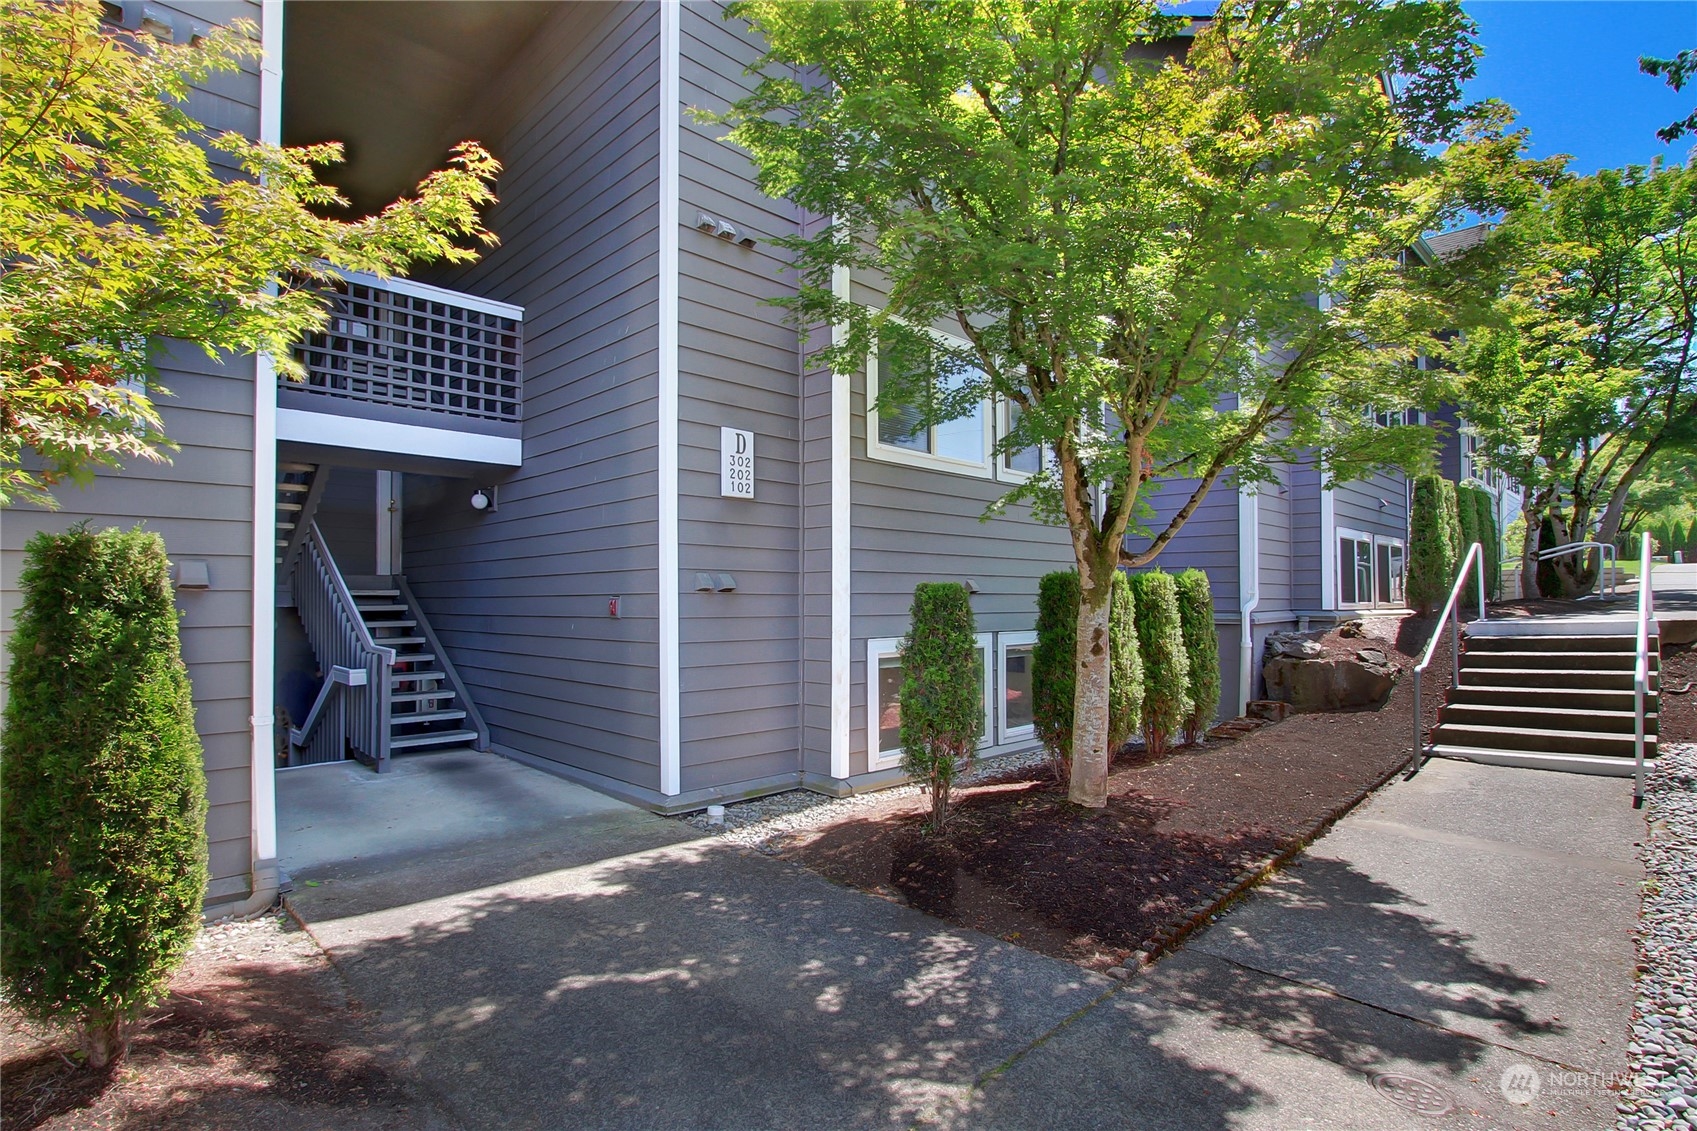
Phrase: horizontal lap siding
[
  {"left": 1126, "top": 476, "right": 1242, "bottom": 607},
  {"left": 847, "top": 279, "right": 1074, "bottom": 778},
  {"left": 1290, "top": 463, "right": 1324, "bottom": 610},
  {"left": 1335, "top": 470, "right": 1410, "bottom": 543},
  {"left": 676, "top": 2, "right": 804, "bottom": 793},
  {"left": 5, "top": 2, "right": 261, "bottom": 902},
  {"left": 1257, "top": 468, "right": 1293, "bottom": 612},
  {"left": 402, "top": 2, "right": 665, "bottom": 792}
]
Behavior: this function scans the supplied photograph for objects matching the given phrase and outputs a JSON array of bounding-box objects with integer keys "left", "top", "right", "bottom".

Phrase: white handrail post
[{"left": 1633, "top": 530, "right": 1652, "bottom": 808}]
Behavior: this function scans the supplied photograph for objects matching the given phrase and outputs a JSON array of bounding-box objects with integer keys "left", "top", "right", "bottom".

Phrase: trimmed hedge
[
  {"left": 1032, "top": 570, "right": 1080, "bottom": 782},
  {"left": 1107, "top": 570, "right": 1144, "bottom": 753},
  {"left": 1174, "top": 569, "right": 1220, "bottom": 744},
  {"left": 1, "top": 526, "right": 208, "bottom": 1067},
  {"left": 1407, "top": 474, "right": 1456, "bottom": 614},
  {"left": 1130, "top": 570, "right": 1191, "bottom": 759},
  {"left": 898, "top": 582, "right": 983, "bottom": 829}
]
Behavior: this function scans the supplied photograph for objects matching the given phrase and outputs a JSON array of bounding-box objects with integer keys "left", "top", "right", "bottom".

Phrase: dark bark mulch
[
  {"left": 0, "top": 917, "right": 445, "bottom": 1131},
  {"left": 1660, "top": 644, "right": 1695, "bottom": 745},
  {"left": 778, "top": 612, "right": 1452, "bottom": 970}
]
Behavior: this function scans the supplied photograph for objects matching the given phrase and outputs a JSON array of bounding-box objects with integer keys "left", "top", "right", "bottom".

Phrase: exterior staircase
[
  {"left": 344, "top": 575, "right": 485, "bottom": 760},
  {"left": 275, "top": 462, "right": 329, "bottom": 602},
  {"left": 1431, "top": 624, "right": 1660, "bottom": 776}
]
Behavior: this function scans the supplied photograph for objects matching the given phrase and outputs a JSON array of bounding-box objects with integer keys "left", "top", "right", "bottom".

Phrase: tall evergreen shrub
[
  {"left": 2, "top": 526, "right": 208, "bottom": 1067},
  {"left": 898, "top": 583, "right": 983, "bottom": 829},
  {"left": 1456, "top": 484, "right": 1482, "bottom": 567},
  {"left": 1130, "top": 570, "right": 1191, "bottom": 759},
  {"left": 1174, "top": 569, "right": 1220, "bottom": 744},
  {"left": 1460, "top": 485, "right": 1500, "bottom": 600},
  {"left": 1406, "top": 474, "right": 1456, "bottom": 614},
  {"left": 1439, "top": 477, "right": 1463, "bottom": 586},
  {"left": 1107, "top": 570, "right": 1144, "bottom": 754},
  {"left": 1032, "top": 570, "right": 1079, "bottom": 782}
]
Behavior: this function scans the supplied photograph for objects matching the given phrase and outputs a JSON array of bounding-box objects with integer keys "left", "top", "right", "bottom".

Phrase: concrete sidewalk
[{"left": 283, "top": 754, "right": 1640, "bottom": 1130}]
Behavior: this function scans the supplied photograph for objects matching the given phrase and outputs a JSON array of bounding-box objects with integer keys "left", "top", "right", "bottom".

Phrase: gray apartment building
[{"left": 2, "top": 0, "right": 1482, "bottom": 918}]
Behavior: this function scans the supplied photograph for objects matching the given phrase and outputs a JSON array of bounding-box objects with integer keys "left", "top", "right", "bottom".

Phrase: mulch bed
[
  {"left": 0, "top": 916, "right": 444, "bottom": 1131},
  {"left": 1661, "top": 644, "right": 1696, "bottom": 744},
  {"left": 776, "top": 612, "right": 1458, "bottom": 970}
]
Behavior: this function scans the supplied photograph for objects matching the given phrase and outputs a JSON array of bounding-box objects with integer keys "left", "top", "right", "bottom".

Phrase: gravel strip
[
  {"left": 669, "top": 747, "right": 1054, "bottom": 849},
  {"left": 1618, "top": 742, "right": 1697, "bottom": 1131}
]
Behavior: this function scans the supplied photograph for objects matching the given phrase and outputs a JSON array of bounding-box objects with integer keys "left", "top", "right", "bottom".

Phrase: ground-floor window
[
  {"left": 1338, "top": 529, "right": 1406, "bottom": 609},
  {"left": 867, "top": 631, "right": 1012, "bottom": 771},
  {"left": 998, "top": 631, "right": 1037, "bottom": 742}
]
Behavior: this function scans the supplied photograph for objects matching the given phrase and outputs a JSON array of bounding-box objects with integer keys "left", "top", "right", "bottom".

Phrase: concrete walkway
[{"left": 281, "top": 754, "right": 1640, "bottom": 1130}]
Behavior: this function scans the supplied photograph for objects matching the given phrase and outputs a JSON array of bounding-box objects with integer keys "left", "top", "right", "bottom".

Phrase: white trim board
[
  {"left": 656, "top": 0, "right": 682, "bottom": 797},
  {"left": 829, "top": 261, "right": 852, "bottom": 780},
  {"left": 248, "top": 0, "right": 285, "bottom": 890},
  {"left": 275, "top": 408, "right": 522, "bottom": 467}
]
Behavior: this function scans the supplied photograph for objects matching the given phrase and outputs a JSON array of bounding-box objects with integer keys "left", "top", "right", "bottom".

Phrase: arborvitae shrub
[
  {"left": 1032, "top": 570, "right": 1079, "bottom": 782},
  {"left": 1457, "top": 484, "right": 1499, "bottom": 600},
  {"left": 1174, "top": 569, "right": 1220, "bottom": 744},
  {"left": 1439, "top": 477, "right": 1464, "bottom": 584},
  {"left": 1130, "top": 570, "right": 1191, "bottom": 759},
  {"left": 898, "top": 583, "right": 983, "bottom": 829},
  {"left": 1406, "top": 474, "right": 1456, "bottom": 614},
  {"left": 1107, "top": 570, "right": 1144, "bottom": 754},
  {"left": 1, "top": 526, "right": 208, "bottom": 1067},
  {"left": 1456, "top": 484, "right": 1482, "bottom": 568}
]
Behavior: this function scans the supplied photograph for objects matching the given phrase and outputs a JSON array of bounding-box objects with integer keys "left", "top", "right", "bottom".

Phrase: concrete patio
[{"left": 280, "top": 751, "right": 1640, "bottom": 1129}]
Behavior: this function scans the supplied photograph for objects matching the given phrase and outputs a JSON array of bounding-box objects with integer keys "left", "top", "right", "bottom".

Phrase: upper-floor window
[
  {"left": 1369, "top": 406, "right": 1427, "bottom": 429},
  {"left": 1460, "top": 428, "right": 1504, "bottom": 493},
  {"left": 867, "top": 331, "right": 994, "bottom": 478}
]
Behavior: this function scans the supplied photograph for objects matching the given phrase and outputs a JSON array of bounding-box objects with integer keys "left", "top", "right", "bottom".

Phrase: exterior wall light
[{"left": 471, "top": 487, "right": 497, "bottom": 512}]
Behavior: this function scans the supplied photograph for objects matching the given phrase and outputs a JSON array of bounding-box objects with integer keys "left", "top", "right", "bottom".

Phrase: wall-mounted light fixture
[{"left": 470, "top": 486, "right": 498, "bottom": 513}]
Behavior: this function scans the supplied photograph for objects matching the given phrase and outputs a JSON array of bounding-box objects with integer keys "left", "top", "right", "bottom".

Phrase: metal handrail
[
  {"left": 1536, "top": 540, "right": 1619, "bottom": 597},
  {"left": 1633, "top": 530, "right": 1656, "bottom": 809},
  {"left": 1408, "top": 541, "right": 1487, "bottom": 778},
  {"left": 289, "top": 523, "right": 397, "bottom": 768}
]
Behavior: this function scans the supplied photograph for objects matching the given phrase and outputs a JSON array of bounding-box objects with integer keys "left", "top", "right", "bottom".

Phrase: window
[
  {"left": 866, "top": 634, "right": 993, "bottom": 771},
  {"left": 1460, "top": 428, "right": 1504, "bottom": 492},
  {"left": 998, "top": 400, "right": 1044, "bottom": 480},
  {"left": 998, "top": 631, "right": 1037, "bottom": 742},
  {"left": 1370, "top": 406, "right": 1427, "bottom": 429},
  {"left": 868, "top": 336, "right": 992, "bottom": 476},
  {"left": 1338, "top": 529, "right": 1406, "bottom": 609}
]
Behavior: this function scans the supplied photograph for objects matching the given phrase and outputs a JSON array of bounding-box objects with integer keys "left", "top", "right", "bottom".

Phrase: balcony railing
[{"left": 287, "top": 270, "right": 523, "bottom": 430}]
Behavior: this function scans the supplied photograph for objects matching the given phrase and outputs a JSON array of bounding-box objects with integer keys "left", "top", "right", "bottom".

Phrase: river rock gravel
[{"left": 1618, "top": 742, "right": 1697, "bottom": 1131}]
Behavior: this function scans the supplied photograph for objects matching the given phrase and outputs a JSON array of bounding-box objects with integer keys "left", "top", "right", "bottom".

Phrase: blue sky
[{"left": 1462, "top": 1, "right": 1696, "bottom": 174}]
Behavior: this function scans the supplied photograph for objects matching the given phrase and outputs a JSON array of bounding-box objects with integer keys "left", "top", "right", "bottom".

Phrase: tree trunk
[
  {"left": 79, "top": 1015, "right": 125, "bottom": 1068},
  {"left": 1066, "top": 574, "right": 1115, "bottom": 808},
  {"left": 1520, "top": 500, "right": 1543, "bottom": 598}
]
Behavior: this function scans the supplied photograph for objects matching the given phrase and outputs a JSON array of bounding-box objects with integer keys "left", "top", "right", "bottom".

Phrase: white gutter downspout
[
  {"left": 246, "top": 0, "right": 284, "bottom": 909},
  {"left": 656, "top": 0, "right": 681, "bottom": 797},
  {"left": 1237, "top": 481, "right": 1261, "bottom": 716}
]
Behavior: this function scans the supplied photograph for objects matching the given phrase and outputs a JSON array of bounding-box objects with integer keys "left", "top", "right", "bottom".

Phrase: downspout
[
  {"left": 245, "top": 0, "right": 284, "bottom": 910},
  {"left": 1236, "top": 481, "right": 1262, "bottom": 716}
]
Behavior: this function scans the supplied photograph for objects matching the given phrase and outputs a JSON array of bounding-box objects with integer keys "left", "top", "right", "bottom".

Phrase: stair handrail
[
  {"left": 289, "top": 523, "right": 397, "bottom": 768},
  {"left": 395, "top": 575, "right": 491, "bottom": 751},
  {"left": 277, "top": 465, "right": 332, "bottom": 585},
  {"left": 1408, "top": 540, "right": 1487, "bottom": 778},
  {"left": 1633, "top": 530, "right": 1655, "bottom": 809},
  {"left": 1536, "top": 540, "right": 1619, "bottom": 598}
]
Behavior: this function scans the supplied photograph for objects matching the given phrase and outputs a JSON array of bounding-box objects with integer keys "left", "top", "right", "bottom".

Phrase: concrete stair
[{"left": 1431, "top": 628, "right": 1659, "bottom": 776}]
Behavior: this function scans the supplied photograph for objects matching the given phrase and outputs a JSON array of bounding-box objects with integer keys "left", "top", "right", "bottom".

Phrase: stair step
[
  {"left": 351, "top": 589, "right": 401, "bottom": 598},
  {"left": 391, "top": 708, "right": 468, "bottom": 726},
  {"left": 390, "top": 729, "right": 479, "bottom": 751},
  {"left": 1431, "top": 746, "right": 1657, "bottom": 777},
  {"left": 388, "top": 653, "right": 437, "bottom": 667},
  {"left": 356, "top": 603, "right": 409, "bottom": 613},
  {"left": 277, "top": 501, "right": 303, "bottom": 513},
  {"left": 390, "top": 688, "right": 456, "bottom": 704},
  {"left": 277, "top": 481, "right": 310, "bottom": 494},
  {"left": 1449, "top": 685, "right": 1659, "bottom": 712},
  {"left": 278, "top": 461, "right": 315, "bottom": 473},
  {"left": 1462, "top": 650, "right": 1639, "bottom": 670},
  {"left": 374, "top": 635, "right": 428, "bottom": 647},
  {"left": 276, "top": 539, "right": 289, "bottom": 548},
  {"left": 390, "top": 669, "right": 447, "bottom": 685},
  {"left": 1462, "top": 633, "right": 1639, "bottom": 653},
  {"left": 365, "top": 618, "right": 419, "bottom": 629},
  {"left": 1456, "top": 667, "right": 1643, "bottom": 691},
  {"left": 1431, "top": 721, "right": 1658, "bottom": 757},
  {"left": 1439, "top": 702, "right": 1657, "bottom": 734}
]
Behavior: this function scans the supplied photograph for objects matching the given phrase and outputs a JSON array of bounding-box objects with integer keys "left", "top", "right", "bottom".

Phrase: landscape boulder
[
  {"left": 1262, "top": 646, "right": 1401, "bottom": 714},
  {"left": 1264, "top": 630, "right": 1325, "bottom": 660}
]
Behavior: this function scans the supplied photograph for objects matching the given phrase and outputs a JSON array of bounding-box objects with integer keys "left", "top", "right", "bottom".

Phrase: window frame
[
  {"left": 997, "top": 630, "right": 1038, "bottom": 743},
  {"left": 866, "top": 632, "right": 995, "bottom": 772},
  {"left": 994, "top": 399, "right": 1049, "bottom": 484},
  {"left": 865, "top": 327, "right": 995, "bottom": 479},
  {"left": 1337, "top": 526, "right": 1407, "bottom": 610}
]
